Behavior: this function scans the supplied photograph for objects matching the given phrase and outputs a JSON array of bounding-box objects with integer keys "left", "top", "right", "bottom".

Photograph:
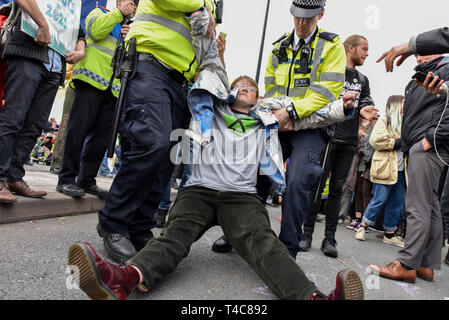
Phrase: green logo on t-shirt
[{"left": 224, "top": 114, "right": 259, "bottom": 136}]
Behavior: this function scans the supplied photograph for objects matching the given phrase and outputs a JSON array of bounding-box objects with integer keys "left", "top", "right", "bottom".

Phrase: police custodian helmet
[{"left": 290, "top": 0, "right": 326, "bottom": 18}]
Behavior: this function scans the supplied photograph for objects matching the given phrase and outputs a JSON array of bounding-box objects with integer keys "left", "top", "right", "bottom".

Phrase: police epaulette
[
  {"left": 319, "top": 32, "right": 339, "bottom": 41},
  {"left": 272, "top": 33, "right": 288, "bottom": 45}
]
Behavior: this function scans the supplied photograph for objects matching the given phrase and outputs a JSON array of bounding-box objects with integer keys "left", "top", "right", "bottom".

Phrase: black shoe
[
  {"left": 131, "top": 234, "right": 154, "bottom": 251},
  {"left": 56, "top": 184, "right": 85, "bottom": 198},
  {"left": 154, "top": 209, "right": 168, "bottom": 228},
  {"left": 445, "top": 249, "right": 449, "bottom": 266},
  {"left": 211, "top": 235, "right": 233, "bottom": 253},
  {"left": 299, "top": 233, "right": 312, "bottom": 251},
  {"left": 103, "top": 233, "right": 137, "bottom": 263},
  {"left": 82, "top": 184, "right": 108, "bottom": 199},
  {"left": 321, "top": 237, "right": 338, "bottom": 258}
]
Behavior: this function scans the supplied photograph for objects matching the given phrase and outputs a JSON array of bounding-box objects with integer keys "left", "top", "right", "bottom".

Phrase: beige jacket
[{"left": 369, "top": 117, "right": 398, "bottom": 185}]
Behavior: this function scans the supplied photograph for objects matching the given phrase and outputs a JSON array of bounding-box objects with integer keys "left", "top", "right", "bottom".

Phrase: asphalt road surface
[{"left": 0, "top": 206, "right": 448, "bottom": 301}]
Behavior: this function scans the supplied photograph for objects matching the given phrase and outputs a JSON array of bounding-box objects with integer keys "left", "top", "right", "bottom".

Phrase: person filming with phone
[{"left": 368, "top": 51, "right": 449, "bottom": 283}]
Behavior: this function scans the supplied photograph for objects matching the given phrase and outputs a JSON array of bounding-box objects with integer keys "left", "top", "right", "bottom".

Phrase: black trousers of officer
[
  {"left": 303, "top": 142, "right": 357, "bottom": 239},
  {"left": 98, "top": 61, "right": 188, "bottom": 243},
  {"left": 58, "top": 80, "right": 115, "bottom": 188},
  {"left": 278, "top": 129, "right": 325, "bottom": 258}
]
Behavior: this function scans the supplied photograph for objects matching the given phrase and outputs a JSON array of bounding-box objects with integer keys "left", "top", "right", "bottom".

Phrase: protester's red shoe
[
  {"left": 67, "top": 242, "right": 140, "bottom": 300},
  {"left": 308, "top": 269, "right": 364, "bottom": 300}
]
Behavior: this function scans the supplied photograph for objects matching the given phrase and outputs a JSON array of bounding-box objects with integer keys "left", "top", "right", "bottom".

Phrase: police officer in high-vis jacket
[
  {"left": 266, "top": 0, "right": 346, "bottom": 260},
  {"left": 96, "top": 0, "right": 217, "bottom": 262},
  {"left": 57, "top": 0, "right": 137, "bottom": 199}
]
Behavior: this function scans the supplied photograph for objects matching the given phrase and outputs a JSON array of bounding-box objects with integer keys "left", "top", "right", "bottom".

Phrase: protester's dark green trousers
[{"left": 129, "top": 186, "right": 317, "bottom": 300}]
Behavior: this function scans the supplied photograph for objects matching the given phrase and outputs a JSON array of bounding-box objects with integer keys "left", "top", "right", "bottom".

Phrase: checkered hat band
[{"left": 293, "top": 0, "right": 325, "bottom": 9}]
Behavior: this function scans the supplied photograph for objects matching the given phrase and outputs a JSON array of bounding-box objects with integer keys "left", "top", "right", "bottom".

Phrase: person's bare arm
[{"left": 15, "top": 0, "right": 50, "bottom": 46}]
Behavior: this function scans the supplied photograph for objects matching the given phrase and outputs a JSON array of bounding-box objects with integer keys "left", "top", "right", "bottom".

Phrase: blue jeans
[
  {"left": 362, "top": 171, "right": 406, "bottom": 232},
  {"left": 0, "top": 57, "right": 60, "bottom": 182},
  {"left": 158, "top": 179, "right": 172, "bottom": 211},
  {"left": 98, "top": 152, "right": 111, "bottom": 176}
]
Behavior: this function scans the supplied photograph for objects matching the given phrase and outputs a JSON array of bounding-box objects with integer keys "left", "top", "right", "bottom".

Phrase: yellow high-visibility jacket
[
  {"left": 264, "top": 27, "right": 346, "bottom": 119},
  {"left": 71, "top": 7, "right": 123, "bottom": 97},
  {"left": 126, "top": 0, "right": 215, "bottom": 82}
]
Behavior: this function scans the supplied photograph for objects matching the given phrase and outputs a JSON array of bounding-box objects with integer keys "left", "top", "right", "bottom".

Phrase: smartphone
[
  {"left": 412, "top": 71, "right": 436, "bottom": 83},
  {"left": 219, "top": 32, "right": 227, "bottom": 40}
]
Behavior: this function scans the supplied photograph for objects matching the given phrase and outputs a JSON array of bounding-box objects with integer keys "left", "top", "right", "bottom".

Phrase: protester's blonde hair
[
  {"left": 385, "top": 95, "right": 404, "bottom": 137},
  {"left": 343, "top": 35, "right": 367, "bottom": 52}
]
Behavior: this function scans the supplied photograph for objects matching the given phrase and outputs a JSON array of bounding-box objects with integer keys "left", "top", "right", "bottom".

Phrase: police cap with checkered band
[{"left": 290, "top": 0, "right": 326, "bottom": 18}]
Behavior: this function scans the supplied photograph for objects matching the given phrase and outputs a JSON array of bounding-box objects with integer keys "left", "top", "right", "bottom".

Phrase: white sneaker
[
  {"left": 355, "top": 227, "right": 366, "bottom": 241},
  {"left": 382, "top": 235, "right": 404, "bottom": 248}
]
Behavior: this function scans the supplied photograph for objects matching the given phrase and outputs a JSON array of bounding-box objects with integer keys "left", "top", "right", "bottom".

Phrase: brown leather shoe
[
  {"left": 368, "top": 260, "right": 416, "bottom": 283},
  {"left": 417, "top": 266, "right": 434, "bottom": 282},
  {"left": 8, "top": 180, "right": 46, "bottom": 198},
  {"left": 0, "top": 180, "right": 17, "bottom": 203}
]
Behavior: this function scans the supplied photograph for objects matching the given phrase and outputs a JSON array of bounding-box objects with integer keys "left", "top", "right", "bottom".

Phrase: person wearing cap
[
  {"left": 264, "top": 0, "right": 346, "bottom": 259},
  {"left": 95, "top": 0, "right": 217, "bottom": 263}
]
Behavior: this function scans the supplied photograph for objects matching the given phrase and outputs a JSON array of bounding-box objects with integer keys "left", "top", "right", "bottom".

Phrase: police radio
[{"left": 214, "top": 0, "right": 223, "bottom": 24}]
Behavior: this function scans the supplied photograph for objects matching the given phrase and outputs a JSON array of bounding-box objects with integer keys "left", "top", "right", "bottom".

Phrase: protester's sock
[{"left": 384, "top": 232, "right": 395, "bottom": 239}]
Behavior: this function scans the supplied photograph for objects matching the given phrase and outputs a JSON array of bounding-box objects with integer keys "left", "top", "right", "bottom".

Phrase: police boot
[{"left": 211, "top": 235, "right": 233, "bottom": 253}]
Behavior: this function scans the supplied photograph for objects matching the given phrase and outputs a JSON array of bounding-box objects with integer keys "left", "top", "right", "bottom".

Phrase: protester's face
[
  {"left": 350, "top": 39, "right": 369, "bottom": 67},
  {"left": 293, "top": 9, "right": 324, "bottom": 39},
  {"left": 233, "top": 79, "right": 258, "bottom": 107}
]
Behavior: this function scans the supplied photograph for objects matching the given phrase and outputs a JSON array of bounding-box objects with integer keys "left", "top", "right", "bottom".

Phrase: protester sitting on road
[
  {"left": 370, "top": 49, "right": 449, "bottom": 283},
  {"left": 354, "top": 95, "right": 406, "bottom": 247},
  {"left": 68, "top": 74, "right": 364, "bottom": 300}
]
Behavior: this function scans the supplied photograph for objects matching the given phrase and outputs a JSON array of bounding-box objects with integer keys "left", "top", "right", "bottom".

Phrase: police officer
[
  {"left": 211, "top": 0, "right": 346, "bottom": 257},
  {"left": 56, "top": 0, "right": 137, "bottom": 200},
  {"left": 96, "top": 0, "right": 216, "bottom": 262},
  {"left": 265, "top": 0, "right": 346, "bottom": 259}
]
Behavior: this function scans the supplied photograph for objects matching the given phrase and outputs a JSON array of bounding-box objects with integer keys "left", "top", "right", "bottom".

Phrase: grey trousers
[{"left": 397, "top": 140, "right": 448, "bottom": 270}]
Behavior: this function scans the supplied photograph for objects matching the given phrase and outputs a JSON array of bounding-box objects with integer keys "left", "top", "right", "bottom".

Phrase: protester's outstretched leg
[
  {"left": 218, "top": 191, "right": 363, "bottom": 300},
  {"left": 128, "top": 187, "right": 217, "bottom": 289},
  {"left": 69, "top": 187, "right": 217, "bottom": 300}
]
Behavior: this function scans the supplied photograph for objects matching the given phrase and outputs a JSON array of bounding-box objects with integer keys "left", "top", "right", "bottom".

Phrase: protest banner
[{"left": 21, "top": 0, "right": 81, "bottom": 57}]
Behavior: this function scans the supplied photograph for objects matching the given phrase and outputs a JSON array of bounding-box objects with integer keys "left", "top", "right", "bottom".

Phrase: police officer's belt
[{"left": 137, "top": 53, "right": 187, "bottom": 85}]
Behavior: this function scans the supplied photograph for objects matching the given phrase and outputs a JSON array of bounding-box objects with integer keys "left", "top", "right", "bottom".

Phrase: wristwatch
[{"left": 286, "top": 103, "right": 298, "bottom": 120}]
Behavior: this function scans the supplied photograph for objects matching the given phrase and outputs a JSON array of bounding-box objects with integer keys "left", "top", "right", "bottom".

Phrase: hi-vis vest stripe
[
  {"left": 72, "top": 68, "right": 120, "bottom": 93},
  {"left": 71, "top": 7, "right": 122, "bottom": 97},
  {"left": 133, "top": 13, "right": 192, "bottom": 43},
  {"left": 264, "top": 28, "right": 346, "bottom": 119}
]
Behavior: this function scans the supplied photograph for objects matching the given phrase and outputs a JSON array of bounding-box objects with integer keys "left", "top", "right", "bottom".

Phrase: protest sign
[{"left": 21, "top": 0, "right": 81, "bottom": 57}]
